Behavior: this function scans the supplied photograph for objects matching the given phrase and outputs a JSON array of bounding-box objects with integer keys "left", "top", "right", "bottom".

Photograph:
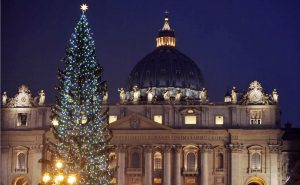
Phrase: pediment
[{"left": 109, "top": 113, "right": 172, "bottom": 130}]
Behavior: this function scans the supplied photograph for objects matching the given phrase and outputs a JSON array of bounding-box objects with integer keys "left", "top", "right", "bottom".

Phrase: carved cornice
[
  {"left": 198, "top": 144, "right": 213, "bottom": 152},
  {"left": 227, "top": 143, "right": 244, "bottom": 153}
]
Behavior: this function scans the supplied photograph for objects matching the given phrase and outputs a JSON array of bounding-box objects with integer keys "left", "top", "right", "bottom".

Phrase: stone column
[
  {"left": 163, "top": 145, "right": 172, "bottom": 185},
  {"left": 144, "top": 145, "right": 152, "bottom": 185},
  {"left": 174, "top": 145, "right": 182, "bottom": 185},
  {"left": 117, "top": 145, "right": 126, "bottom": 185},
  {"left": 269, "top": 145, "right": 280, "bottom": 185},
  {"left": 199, "top": 144, "right": 212, "bottom": 185},
  {"left": 29, "top": 145, "right": 43, "bottom": 185},
  {"left": 228, "top": 143, "right": 244, "bottom": 185}
]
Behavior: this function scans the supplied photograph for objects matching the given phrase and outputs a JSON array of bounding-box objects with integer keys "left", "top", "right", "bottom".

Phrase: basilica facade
[{"left": 1, "top": 16, "right": 299, "bottom": 185}]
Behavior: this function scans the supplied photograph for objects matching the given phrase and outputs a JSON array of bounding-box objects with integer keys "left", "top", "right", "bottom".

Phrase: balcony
[
  {"left": 15, "top": 168, "right": 26, "bottom": 173},
  {"left": 182, "top": 168, "right": 198, "bottom": 176},
  {"left": 126, "top": 168, "right": 143, "bottom": 175}
]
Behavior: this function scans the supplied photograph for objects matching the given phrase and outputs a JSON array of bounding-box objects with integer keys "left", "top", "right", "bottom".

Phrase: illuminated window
[
  {"left": 251, "top": 153, "right": 261, "bottom": 170},
  {"left": 153, "top": 115, "right": 163, "bottom": 124},
  {"left": 108, "top": 115, "right": 117, "bottom": 124},
  {"left": 215, "top": 116, "right": 224, "bottom": 125},
  {"left": 250, "top": 110, "right": 262, "bottom": 125},
  {"left": 154, "top": 178, "right": 162, "bottom": 184},
  {"left": 184, "top": 115, "right": 196, "bottom": 124},
  {"left": 17, "top": 113, "right": 28, "bottom": 127},
  {"left": 153, "top": 152, "right": 162, "bottom": 170}
]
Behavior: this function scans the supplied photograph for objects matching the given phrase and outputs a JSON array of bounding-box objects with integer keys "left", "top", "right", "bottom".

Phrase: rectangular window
[
  {"left": 108, "top": 115, "right": 118, "bottom": 124},
  {"left": 17, "top": 113, "right": 28, "bottom": 127},
  {"left": 184, "top": 115, "right": 197, "bottom": 124},
  {"left": 153, "top": 115, "right": 163, "bottom": 124},
  {"left": 215, "top": 116, "right": 224, "bottom": 125}
]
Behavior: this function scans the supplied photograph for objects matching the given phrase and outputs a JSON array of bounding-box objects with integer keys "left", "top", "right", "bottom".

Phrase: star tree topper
[{"left": 81, "top": 4, "right": 88, "bottom": 13}]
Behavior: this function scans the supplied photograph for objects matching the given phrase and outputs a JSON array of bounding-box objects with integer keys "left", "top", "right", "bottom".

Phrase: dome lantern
[{"left": 156, "top": 12, "right": 176, "bottom": 47}]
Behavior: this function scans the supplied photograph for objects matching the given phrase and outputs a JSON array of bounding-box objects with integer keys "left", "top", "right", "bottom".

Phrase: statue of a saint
[
  {"left": 132, "top": 85, "right": 140, "bottom": 103},
  {"left": 231, "top": 86, "right": 237, "bottom": 104},
  {"left": 2, "top": 91, "right": 7, "bottom": 105},
  {"left": 175, "top": 89, "right": 181, "bottom": 101},
  {"left": 103, "top": 91, "right": 108, "bottom": 103},
  {"left": 118, "top": 88, "right": 126, "bottom": 103},
  {"left": 272, "top": 89, "right": 279, "bottom": 104},
  {"left": 38, "top": 90, "right": 45, "bottom": 105},
  {"left": 199, "top": 88, "right": 207, "bottom": 103},
  {"left": 146, "top": 87, "right": 154, "bottom": 103},
  {"left": 163, "top": 89, "right": 170, "bottom": 101}
]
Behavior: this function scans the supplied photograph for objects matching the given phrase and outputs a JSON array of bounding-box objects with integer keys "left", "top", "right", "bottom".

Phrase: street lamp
[{"left": 41, "top": 160, "right": 77, "bottom": 185}]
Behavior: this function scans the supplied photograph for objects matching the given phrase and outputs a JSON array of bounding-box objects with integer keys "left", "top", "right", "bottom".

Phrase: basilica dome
[{"left": 126, "top": 15, "right": 204, "bottom": 91}]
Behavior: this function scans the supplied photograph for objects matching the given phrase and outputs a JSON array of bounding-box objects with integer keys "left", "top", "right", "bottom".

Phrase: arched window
[
  {"left": 17, "top": 153, "right": 26, "bottom": 170},
  {"left": 216, "top": 153, "right": 224, "bottom": 169},
  {"left": 187, "top": 152, "right": 196, "bottom": 171},
  {"left": 251, "top": 153, "right": 261, "bottom": 170},
  {"left": 131, "top": 152, "right": 140, "bottom": 168},
  {"left": 154, "top": 152, "right": 162, "bottom": 170}
]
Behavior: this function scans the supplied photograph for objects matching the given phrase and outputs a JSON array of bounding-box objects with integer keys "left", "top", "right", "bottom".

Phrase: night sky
[{"left": 2, "top": 0, "right": 300, "bottom": 127}]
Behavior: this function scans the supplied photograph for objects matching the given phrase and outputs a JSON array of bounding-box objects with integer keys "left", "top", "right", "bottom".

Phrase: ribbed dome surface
[{"left": 126, "top": 46, "right": 204, "bottom": 90}]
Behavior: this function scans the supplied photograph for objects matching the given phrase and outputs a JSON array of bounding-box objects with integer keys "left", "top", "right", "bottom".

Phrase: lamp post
[{"left": 42, "top": 160, "right": 77, "bottom": 185}]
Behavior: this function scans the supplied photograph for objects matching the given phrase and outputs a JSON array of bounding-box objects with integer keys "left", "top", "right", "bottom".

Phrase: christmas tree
[{"left": 51, "top": 4, "right": 112, "bottom": 185}]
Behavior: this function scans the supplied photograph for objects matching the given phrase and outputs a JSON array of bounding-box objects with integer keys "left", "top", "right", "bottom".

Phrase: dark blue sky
[{"left": 2, "top": 0, "right": 300, "bottom": 127}]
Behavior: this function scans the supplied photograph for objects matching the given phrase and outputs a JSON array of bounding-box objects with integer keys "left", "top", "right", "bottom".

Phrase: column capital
[
  {"left": 116, "top": 145, "right": 127, "bottom": 153},
  {"left": 268, "top": 144, "right": 281, "bottom": 153},
  {"left": 198, "top": 144, "right": 213, "bottom": 152},
  {"left": 143, "top": 145, "right": 153, "bottom": 153},
  {"left": 174, "top": 145, "right": 182, "bottom": 153},
  {"left": 226, "top": 143, "right": 244, "bottom": 153},
  {"left": 163, "top": 145, "right": 172, "bottom": 153}
]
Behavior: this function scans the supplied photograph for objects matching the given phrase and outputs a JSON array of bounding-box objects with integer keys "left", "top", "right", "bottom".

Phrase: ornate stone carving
[
  {"left": 129, "top": 115, "right": 140, "bottom": 129},
  {"left": 227, "top": 143, "right": 244, "bottom": 153},
  {"left": 241, "top": 81, "right": 277, "bottom": 105},
  {"left": 7, "top": 85, "right": 34, "bottom": 107}
]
